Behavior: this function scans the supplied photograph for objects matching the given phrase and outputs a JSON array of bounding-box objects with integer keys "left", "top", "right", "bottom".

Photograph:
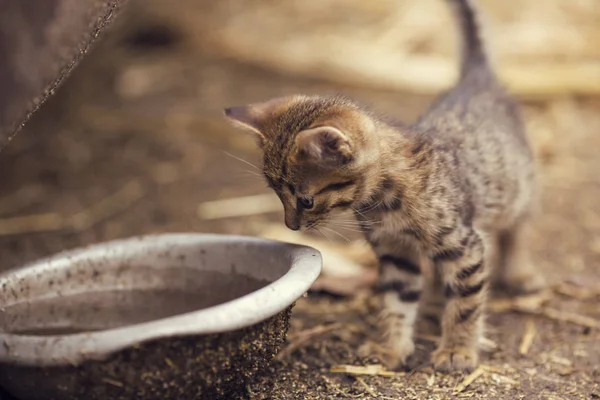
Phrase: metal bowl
[{"left": 0, "top": 233, "right": 322, "bottom": 400}]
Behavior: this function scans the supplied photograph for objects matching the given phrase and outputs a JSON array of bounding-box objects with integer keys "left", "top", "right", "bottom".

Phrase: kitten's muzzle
[
  {"left": 285, "top": 217, "right": 301, "bottom": 231},
  {"left": 283, "top": 206, "right": 301, "bottom": 231}
]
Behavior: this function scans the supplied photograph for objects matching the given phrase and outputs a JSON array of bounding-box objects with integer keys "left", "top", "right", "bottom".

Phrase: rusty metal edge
[{"left": 0, "top": 0, "right": 130, "bottom": 153}]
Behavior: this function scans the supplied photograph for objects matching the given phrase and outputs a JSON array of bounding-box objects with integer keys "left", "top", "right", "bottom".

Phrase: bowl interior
[{"left": 0, "top": 235, "right": 293, "bottom": 335}]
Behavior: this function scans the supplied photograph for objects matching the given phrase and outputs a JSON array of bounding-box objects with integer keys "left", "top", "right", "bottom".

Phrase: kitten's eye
[{"left": 298, "top": 196, "right": 314, "bottom": 210}]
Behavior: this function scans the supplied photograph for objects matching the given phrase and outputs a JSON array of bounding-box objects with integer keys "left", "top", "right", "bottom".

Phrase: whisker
[
  {"left": 329, "top": 223, "right": 364, "bottom": 230},
  {"left": 316, "top": 226, "right": 333, "bottom": 242},
  {"left": 321, "top": 226, "right": 351, "bottom": 243},
  {"left": 234, "top": 169, "right": 262, "bottom": 178},
  {"left": 336, "top": 210, "right": 381, "bottom": 226},
  {"left": 231, "top": 170, "right": 264, "bottom": 183},
  {"left": 332, "top": 219, "right": 380, "bottom": 227},
  {"left": 353, "top": 207, "right": 369, "bottom": 218},
  {"left": 327, "top": 224, "right": 364, "bottom": 233},
  {"left": 223, "top": 151, "right": 260, "bottom": 171},
  {"left": 329, "top": 217, "right": 366, "bottom": 225},
  {"left": 355, "top": 200, "right": 383, "bottom": 214},
  {"left": 353, "top": 209, "right": 378, "bottom": 220}
]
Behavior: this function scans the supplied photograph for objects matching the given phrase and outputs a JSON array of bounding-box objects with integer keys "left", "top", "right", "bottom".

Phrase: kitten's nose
[
  {"left": 285, "top": 219, "right": 300, "bottom": 231},
  {"left": 283, "top": 203, "right": 301, "bottom": 230},
  {"left": 284, "top": 212, "right": 300, "bottom": 231}
]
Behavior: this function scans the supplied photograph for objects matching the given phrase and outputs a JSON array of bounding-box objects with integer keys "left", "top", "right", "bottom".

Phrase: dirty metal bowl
[{"left": 0, "top": 233, "right": 322, "bottom": 400}]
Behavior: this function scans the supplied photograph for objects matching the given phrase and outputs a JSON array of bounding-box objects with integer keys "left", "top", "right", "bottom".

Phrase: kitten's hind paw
[
  {"left": 431, "top": 346, "right": 478, "bottom": 373},
  {"left": 493, "top": 272, "right": 548, "bottom": 298}
]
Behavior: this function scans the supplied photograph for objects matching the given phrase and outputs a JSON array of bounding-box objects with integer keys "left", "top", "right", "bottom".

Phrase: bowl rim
[{"left": 0, "top": 233, "right": 322, "bottom": 367}]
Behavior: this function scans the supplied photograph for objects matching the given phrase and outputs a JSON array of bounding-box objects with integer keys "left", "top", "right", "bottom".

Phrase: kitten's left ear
[
  {"left": 223, "top": 97, "right": 289, "bottom": 146},
  {"left": 293, "top": 126, "right": 353, "bottom": 168},
  {"left": 223, "top": 105, "right": 266, "bottom": 144}
]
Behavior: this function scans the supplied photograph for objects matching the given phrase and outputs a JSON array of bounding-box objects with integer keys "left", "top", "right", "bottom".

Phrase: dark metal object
[
  {"left": 0, "top": 234, "right": 322, "bottom": 400},
  {"left": 0, "top": 0, "right": 129, "bottom": 151}
]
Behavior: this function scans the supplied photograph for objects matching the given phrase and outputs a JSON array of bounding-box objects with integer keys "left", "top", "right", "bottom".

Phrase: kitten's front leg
[
  {"left": 431, "top": 230, "right": 487, "bottom": 373},
  {"left": 374, "top": 248, "right": 423, "bottom": 369}
]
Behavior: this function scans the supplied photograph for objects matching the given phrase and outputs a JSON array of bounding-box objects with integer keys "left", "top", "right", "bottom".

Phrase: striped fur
[{"left": 224, "top": 0, "right": 546, "bottom": 373}]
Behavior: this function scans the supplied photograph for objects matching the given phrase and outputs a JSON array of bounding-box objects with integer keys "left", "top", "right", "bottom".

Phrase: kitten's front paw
[
  {"left": 381, "top": 336, "right": 415, "bottom": 370},
  {"left": 357, "top": 339, "right": 414, "bottom": 370},
  {"left": 431, "top": 346, "right": 478, "bottom": 373}
]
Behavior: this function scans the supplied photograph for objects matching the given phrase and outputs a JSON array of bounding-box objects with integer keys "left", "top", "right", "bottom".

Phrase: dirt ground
[{"left": 0, "top": 5, "right": 599, "bottom": 400}]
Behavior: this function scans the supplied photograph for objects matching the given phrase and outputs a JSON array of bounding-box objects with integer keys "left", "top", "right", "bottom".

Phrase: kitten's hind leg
[
  {"left": 418, "top": 262, "right": 444, "bottom": 336},
  {"left": 494, "top": 222, "right": 546, "bottom": 296},
  {"left": 371, "top": 247, "right": 423, "bottom": 369},
  {"left": 484, "top": 232, "right": 501, "bottom": 283},
  {"left": 431, "top": 229, "right": 487, "bottom": 373}
]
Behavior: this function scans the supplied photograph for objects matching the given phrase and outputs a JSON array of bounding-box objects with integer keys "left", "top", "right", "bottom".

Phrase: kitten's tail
[{"left": 445, "top": 0, "right": 492, "bottom": 79}]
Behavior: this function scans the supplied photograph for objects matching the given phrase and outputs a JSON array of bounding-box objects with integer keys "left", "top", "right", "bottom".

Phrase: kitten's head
[{"left": 224, "top": 95, "right": 379, "bottom": 231}]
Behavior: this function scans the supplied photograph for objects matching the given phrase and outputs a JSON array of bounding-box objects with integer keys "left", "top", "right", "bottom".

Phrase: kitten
[{"left": 223, "top": 0, "right": 545, "bottom": 372}]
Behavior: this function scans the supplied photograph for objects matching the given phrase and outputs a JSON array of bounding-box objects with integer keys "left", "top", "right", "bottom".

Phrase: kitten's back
[{"left": 415, "top": 0, "right": 534, "bottom": 229}]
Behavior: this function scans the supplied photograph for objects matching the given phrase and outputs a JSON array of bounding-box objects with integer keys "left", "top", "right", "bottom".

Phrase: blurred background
[{"left": 1, "top": 0, "right": 599, "bottom": 398}]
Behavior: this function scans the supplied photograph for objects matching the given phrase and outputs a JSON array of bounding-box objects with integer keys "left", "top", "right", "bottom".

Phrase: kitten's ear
[
  {"left": 293, "top": 126, "right": 353, "bottom": 168},
  {"left": 223, "top": 105, "right": 266, "bottom": 144},
  {"left": 223, "top": 97, "right": 290, "bottom": 145}
]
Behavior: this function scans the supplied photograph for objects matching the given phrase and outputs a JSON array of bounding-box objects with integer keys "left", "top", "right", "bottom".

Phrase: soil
[{"left": 0, "top": 10, "right": 599, "bottom": 400}]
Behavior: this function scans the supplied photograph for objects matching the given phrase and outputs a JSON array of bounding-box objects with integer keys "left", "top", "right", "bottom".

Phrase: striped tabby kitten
[{"left": 223, "top": 0, "right": 545, "bottom": 372}]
